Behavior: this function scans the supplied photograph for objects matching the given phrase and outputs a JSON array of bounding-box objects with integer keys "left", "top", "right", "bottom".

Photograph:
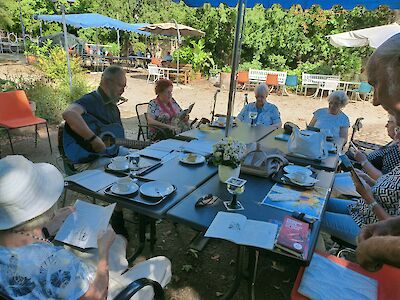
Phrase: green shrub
[
  {"left": 238, "top": 60, "right": 262, "bottom": 71},
  {"left": 107, "top": 42, "right": 120, "bottom": 56}
]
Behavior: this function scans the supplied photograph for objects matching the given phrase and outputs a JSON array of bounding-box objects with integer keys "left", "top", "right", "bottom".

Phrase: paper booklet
[
  {"left": 205, "top": 212, "right": 278, "bottom": 250},
  {"left": 55, "top": 200, "right": 116, "bottom": 249},
  {"left": 146, "top": 139, "right": 188, "bottom": 153},
  {"left": 261, "top": 183, "right": 327, "bottom": 219},
  {"left": 65, "top": 169, "right": 118, "bottom": 192},
  {"left": 181, "top": 139, "right": 215, "bottom": 156}
]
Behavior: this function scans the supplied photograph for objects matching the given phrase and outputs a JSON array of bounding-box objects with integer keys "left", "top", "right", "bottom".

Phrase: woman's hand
[
  {"left": 354, "top": 150, "right": 368, "bottom": 164},
  {"left": 97, "top": 226, "right": 116, "bottom": 259},
  {"left": 46, "top": 206, "right": 75, "bottom": 236},
  {"left": 354, "top": 177, "right": 374, "bottom": 204},
  {"left": 355, "top": 169, "right": 375, "bottom": 186},
  {"left": 183, "top": 114, "right": 190, "bottom": 123}
]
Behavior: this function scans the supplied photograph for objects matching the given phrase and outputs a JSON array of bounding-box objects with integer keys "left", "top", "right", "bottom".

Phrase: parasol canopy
[{"left": 138, "top": 23, "right": 205, "bottom": 37}]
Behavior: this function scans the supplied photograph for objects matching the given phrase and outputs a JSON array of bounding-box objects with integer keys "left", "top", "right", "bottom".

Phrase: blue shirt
[
  {"left": 163, "top": 54, "right": 173, "bottom": 62},
  {"left": 0, "top": 243, "right": 90, "bottom": 299},
  {"left": 237, "top": 101, "right": 281, "bottom": 126},
  {"left": 75, "top": 88, "right": 122, "bottom": 126}
]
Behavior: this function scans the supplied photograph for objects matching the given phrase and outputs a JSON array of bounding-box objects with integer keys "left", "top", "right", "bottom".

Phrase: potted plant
[
  {"left": 220, "top": 65, "right": 232, "bottom": 89},
  {"left": 210, "top": 138, "right": 246, "bottom": 182},
  {"left": 191, "top": 40, "right": 214, "bottom": 80}
]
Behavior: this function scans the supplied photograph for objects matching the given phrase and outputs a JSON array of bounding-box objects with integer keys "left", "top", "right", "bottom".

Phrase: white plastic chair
[
  {"left": 319, "top": 79, "right": 339, "bottom": 100},
  {"left": 147, "top": 64, "right": 165, "bottom": 83}
]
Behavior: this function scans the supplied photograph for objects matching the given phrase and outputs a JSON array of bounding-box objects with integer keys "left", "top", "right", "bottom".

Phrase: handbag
[
  {"left": 288, "top": 127, "right": 328, "bottom": 160},
  {"left": 241, "top": 143, "right": 288, "bottom": 178}
]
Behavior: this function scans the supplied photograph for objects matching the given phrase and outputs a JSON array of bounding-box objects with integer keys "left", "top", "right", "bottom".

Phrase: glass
[
  {"left": 248, "top": 112, "right": 258, "bottom": 127},
  {"left": 226, "top": 183, "right": 245, "bottom": 209}
]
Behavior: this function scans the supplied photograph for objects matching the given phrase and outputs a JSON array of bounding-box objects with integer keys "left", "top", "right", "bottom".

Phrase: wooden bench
[
  {"left": 168, "top": 64, "right": 192, "bottom": 84},
  {"left": 301, "top": 73, "right": 340, "bottom": 95}
]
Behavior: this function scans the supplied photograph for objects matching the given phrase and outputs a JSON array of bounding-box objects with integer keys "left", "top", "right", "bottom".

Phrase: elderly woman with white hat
[{"left": 0, "top": 155, "right": 171, "bottom": 299}]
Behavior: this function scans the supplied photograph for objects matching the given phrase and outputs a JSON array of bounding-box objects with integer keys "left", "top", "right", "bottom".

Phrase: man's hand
[
  {"left": 356, "top": 237, "right": 383, "bottom": 272},
  {"left": 46, "top": 206, "right": 75, "bottom": 236},
  {"left": 90, "top": 136, "right": 106, "bottom": 153},
  {"left": 358, "top": 216, "right": 400, "bottom": 243}
]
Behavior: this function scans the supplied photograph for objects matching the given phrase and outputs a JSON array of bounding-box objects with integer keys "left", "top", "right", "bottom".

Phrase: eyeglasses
[{"left": 195, "top": 194, "right": 218, "bottom": 208}]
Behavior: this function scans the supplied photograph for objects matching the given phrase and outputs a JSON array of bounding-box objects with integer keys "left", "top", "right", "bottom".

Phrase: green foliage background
[{"left": 0, "top": 0, "right": 395, "bottom": 77}]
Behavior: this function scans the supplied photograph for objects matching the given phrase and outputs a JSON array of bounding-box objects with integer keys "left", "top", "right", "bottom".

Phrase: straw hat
[{"left": 0, "top": 155, "right": 64, "bottom": 230}]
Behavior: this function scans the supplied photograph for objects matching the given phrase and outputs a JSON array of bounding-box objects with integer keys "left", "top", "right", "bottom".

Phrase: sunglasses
[{"left": 195, "top": 194, "right": 219, "bottom": 208}]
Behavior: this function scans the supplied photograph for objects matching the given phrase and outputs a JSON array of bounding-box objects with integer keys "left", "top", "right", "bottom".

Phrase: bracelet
[
  {"left": 84, "top": 134, "right": 97, "bottom": 143},
  {"left": 361, "top": 160, "right": 368, "bottom": 167},
  {"left": 367, "top": 200, "right": 379, "bottom": 211}
]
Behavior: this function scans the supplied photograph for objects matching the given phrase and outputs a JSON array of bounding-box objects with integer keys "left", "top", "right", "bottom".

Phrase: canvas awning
[
  {"left": 36, "top": 13, "right": 150, "bottom": 36},
  {"left": 139, "top": 23, "right": 205, "bottom": 37},
  {"left": 327, "top": 23, "right": 400, "bottom": 48}
]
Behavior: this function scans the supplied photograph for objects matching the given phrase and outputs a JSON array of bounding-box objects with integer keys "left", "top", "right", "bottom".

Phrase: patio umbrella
[
  {"left": 138, "top": 23, "right": 205, "bottom": 37},
  {"left": 139, "top": 22, "right": 205, "bottom": 86},
  {"left": 175, "top": 0, "right": 400, "bottom": 137},
  {"left": 327, "top": 22, "right": 400, "bottom": 49},
  {"left": 39, "top": 32, "right": 85, "bottom": 48}
]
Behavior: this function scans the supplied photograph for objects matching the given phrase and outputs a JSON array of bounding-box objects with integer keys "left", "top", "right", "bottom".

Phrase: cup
[
  {"left": 292, "top": 171, "right": 308, "bottom": 183},
  {"left": 127, "top": 152, "right": 140, "bottom": 164},
  {"left": 111, "top": 156, "right": 128, "bottom": 169},
  {"left": 116, "top": 177, "right": 133, "bottom": 193}
]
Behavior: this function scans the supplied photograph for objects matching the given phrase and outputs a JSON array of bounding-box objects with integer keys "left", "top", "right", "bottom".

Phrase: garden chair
[
  {"left": 150, "top": 57, "right": 162, "bottom": 66},
  {"left": 284, "top": 75, "right": 299, "bottom": 95},
  {"left": 0, "top": 90, "right": 52, "bottom": 154},
  {"left": 318, "top": 79, "right": 339, "bottom": 100},
  {"left": 135, "top": 102, "right": 169, "bottom": 141},
  {"left": 349, "top": 82, "right": 373, "bottom": 102},
  {"left": 147, "top": 64, "right": 165, "bottom": 84},
  {"left": 266, "top": 74, "right": 279, "bottom": 94},
  {"left": 237, "top": 71, "right": 249, "bottom": 90}
]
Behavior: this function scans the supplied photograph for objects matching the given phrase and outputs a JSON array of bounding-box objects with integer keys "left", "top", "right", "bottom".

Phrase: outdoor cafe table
[
  {"left": 178, "top": 122, "right": 279, "bottom": 143},
  {"left": 158, "top": 67, "right": 179, "bottom": 80},
  {"left": 64, "top": 155, "right": 217, "bottom": 261},
  {"left": 166, "top": 170, "right": 336, "bottom": 299},
  {"left": 258, "top": 128, "right": 339, "bottom": 172}
]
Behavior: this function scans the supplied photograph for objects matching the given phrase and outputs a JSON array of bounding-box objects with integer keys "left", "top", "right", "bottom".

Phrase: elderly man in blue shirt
[{"left": 237, "top": 83, "right": 282, "bottom": 127}]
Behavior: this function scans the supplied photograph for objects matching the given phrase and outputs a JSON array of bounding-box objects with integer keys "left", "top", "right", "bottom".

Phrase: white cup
[
  {"left": 127, "top": 152, "right": 140, "bottom": 164},
  {"left": 111, "top": 156, "right": 128, "bottom": 169},
  {"left": 116, "top": 177, "right": 133, "bottom": 192},
  {"left": 292, "top": 171, "right": 308, "bottom": 183}
]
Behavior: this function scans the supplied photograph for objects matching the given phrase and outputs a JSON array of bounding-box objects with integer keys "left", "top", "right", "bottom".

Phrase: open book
[
  {"left": 55, "top": 200, "right": 116, "bottom": 249},
  {"left": 205, "top": 212, "right": 278, "bottom": 250},
  {"left": 65, "top": 169, "right": 118, "bottom": 192},
  {"left": 177, "top": 103, "right": 195, "bottom": 120}
]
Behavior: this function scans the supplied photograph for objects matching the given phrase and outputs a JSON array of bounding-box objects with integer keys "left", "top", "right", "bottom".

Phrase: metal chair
[
  {"left": 135, "top": 102, "right": 169, "bottom": 141},
  {"left": 0, "top": 90, "right": 52, "bottom": 154},
  {"left": 318, "top": 79, "right": 339, "bottom": 100},
  {"left": 237, "top": 71, "right": 249, "bottom": 90},
  {"left": 147, "top": 64, "right": 165, "bottom": 84},
  {"left": 284, "top": 75, "right": 299, "bottom": 95},
  {"left": 350, "top": 81, "right": 373, "bottom": 101},
  {"left": 266, "top": 74, "right": 280, "bottom": 93}
]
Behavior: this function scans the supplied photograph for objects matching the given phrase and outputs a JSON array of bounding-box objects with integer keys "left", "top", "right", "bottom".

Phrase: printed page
[
  {"left": 55, "top": 200, "right": 116, "bottom": 249},
  {"left": 205, "top": 212, "right": 247, "bottom": 244},
  {"left": 138, "top": 148, "right": 170, "bottom": 160},
  {"left": 238, "top": 220, "right": 278, "bottom": 250},
  {"left": 147, "top": 139, "right": 187, "bottom": 152},
  {"left": 181, "top": 140, "right": 215, "bottom": 156},
  {"left": 65, "top": 170, "right": 118, "bottom": 192}
]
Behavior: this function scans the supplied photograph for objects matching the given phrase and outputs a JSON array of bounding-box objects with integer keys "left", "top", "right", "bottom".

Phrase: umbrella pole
[
  {"left": 173, "top": 19, "right": 181, "bottom": 87},
  {"left": 61, "top": 4, "right": 73, "bottom": 93},
  {"left": 224, "top": 0, "right": 246, "bottom": 137},
  {"left": 18, "top": 0, "right": 27, "bottom": 62},
  {"left": 117, "top": 30, "right": 120, "bottom": 57}
]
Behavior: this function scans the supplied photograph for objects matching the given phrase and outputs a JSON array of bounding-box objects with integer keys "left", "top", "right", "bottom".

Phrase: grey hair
[
  {"left": 328, "top": 90, "right": 349, "bottom": 107},
  {"left": 101, "top": 65, "right": 125, "bottom": 83},
  {"left": 255, "top": 83, "right": 269, "bottom": 96},
  {"left": 9, "top": 204, "right": 57, "bottom": 232}
]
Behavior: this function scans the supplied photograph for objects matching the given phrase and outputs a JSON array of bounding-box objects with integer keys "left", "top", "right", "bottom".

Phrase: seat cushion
[{"left": 0, "top": 116, "right": 46, "bottom": 129}]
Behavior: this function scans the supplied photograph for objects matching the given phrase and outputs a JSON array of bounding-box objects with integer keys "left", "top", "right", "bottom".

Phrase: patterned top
[
  {"left": 0, "top": 243, "right": 91, "bottom": 299},
  {"left": 313, "top": 108, "right": 350, "bottom": 140},
  {"left": 237, "top": 102, "right": 281, "bottom": 126},
  {"left": 367, "top": 143, "right": 400, "bottom": 174},
  {"left": 349, "top": 165, "right": 400, "bottom": 227},
  {"left": 147, "top": 98, "right": 189, "bottom": 140}
]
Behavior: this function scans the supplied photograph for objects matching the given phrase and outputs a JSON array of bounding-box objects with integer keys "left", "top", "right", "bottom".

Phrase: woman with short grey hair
[
  {"left": 309, "top": 90, "right": 350, "bottom": 145},
  {"left": 237, "top": 83, "right": 281, "bottom": 127}
]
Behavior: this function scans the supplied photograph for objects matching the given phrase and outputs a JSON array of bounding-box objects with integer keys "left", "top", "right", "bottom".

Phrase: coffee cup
[
  {"left": 292, "top": 171, "right": 308, "bottom": 183},
  {"left": 111, "top": 156, "right": 128, "bottom": 169},
  {"left": 127, "top": 152, "right": 140, "bottom": 164},
  {"left": 116, "top": 177, "right": 133, "bottom": 193}
]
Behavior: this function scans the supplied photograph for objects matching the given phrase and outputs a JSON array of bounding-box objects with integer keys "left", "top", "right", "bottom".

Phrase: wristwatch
[
  {"left": 366, "top": 200, "right": 379, "bottom": 211},
  {"left": 84, "top": 134, "right": 97, "bottom": 143}
]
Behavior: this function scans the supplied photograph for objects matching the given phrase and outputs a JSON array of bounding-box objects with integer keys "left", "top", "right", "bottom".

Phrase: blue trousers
[{"left": 321, "top": 198, "right": 361, "bottom": 246}]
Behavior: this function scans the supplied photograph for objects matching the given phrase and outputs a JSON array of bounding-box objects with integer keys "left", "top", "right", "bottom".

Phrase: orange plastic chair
[
  {"left": 266, "top": 74, "right": 279, "bottom": 93},
  {"left": 237, "top": 71, "right": 249, "bottom": 90},
  {"left": 0, "top": 90, "right": 52, "bottom": 154},
  {"left": 291, "top": 251, "right": 400, "bottom": 300}
]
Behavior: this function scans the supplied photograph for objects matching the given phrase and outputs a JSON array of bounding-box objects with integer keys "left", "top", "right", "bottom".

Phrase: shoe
[{"left": 110, "top": 211, "right": 129, "bottom": 241}]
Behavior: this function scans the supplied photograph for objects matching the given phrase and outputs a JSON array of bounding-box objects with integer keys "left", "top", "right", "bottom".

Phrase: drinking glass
[
  {"left": 226, "top": 183, "right": 245, "bottom": 209},
  {"left": 248, "top": 112, "right": 258, "bottom": 127}
]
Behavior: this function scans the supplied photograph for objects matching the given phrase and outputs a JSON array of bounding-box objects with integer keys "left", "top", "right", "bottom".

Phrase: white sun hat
[{"left": 0, "top": 155, "right": 64, "bottom": 230}]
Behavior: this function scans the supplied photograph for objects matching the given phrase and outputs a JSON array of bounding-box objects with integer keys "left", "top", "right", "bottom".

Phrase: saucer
[
  {"left": 285, "top": 173, "right": 318, "bottom": 187},
  {"left": 111, "top": 182, "right": 139, "bottom": 195},
  {"left": 108, "top": 163, "right": 129, "bottom": 171},
  {"left": 140, "top": 181, "right": 175, "bottom": 198},
  {"left": 283, "top": 165, "right": 313, "bottom": 176},
  {"left": 180, "top": 153, "right": 206, "bottom": 164}
]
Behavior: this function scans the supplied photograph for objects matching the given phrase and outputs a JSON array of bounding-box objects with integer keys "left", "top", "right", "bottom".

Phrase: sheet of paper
[
  {"left": 205, "top": 212, "right": 247, "bottom": 243},
  {"left": 65, "top": 170, "right": 118, "bottom": 192},
  {"left": 138, "top": 148, "right": 170, "bottom": 160},
  {"left": 181, "top": 139, "right": 215, "bottom": 156},
  {"left": 237, "top": 219, "right": 278, "bottom": 249},
  {"left": 55, "top": 200, "right": 116, "bottom": 249},
  {"left": 298, "top": 253, "right": 377, "bottom": 300},
  {"left": 333, "top": 172, "right": 361, "bottom": 197},
  {"left": 147, "top": 139, "right": 187, "bottom": 152}
]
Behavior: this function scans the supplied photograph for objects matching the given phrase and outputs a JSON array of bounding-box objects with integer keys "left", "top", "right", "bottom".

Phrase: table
[
  {"left": 167, "top": 170, "right": 335, "bottom": 299},
  {"left": 179, "top": 123, "right": 279, "bottom": 144},
  {"left": 158, "top": 67, "right": 178, "bottom": 80},
  {"left": 258, "top": 128, "right": 339, "bottom": 172}
]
